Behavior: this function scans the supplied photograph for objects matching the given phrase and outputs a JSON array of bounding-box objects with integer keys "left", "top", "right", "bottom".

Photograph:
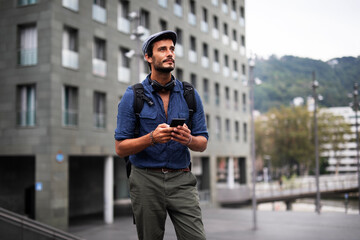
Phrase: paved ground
[{"left": 69, "top": 206, "right": 360, "bottom": 240}]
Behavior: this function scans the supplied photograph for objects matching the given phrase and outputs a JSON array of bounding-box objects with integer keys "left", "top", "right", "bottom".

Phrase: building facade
[
  {"left": 321, "top": 107, "right": 359, "bottom": 173},
  {"left": 0, "top": 0, "right": 250, "bottom": 230}
]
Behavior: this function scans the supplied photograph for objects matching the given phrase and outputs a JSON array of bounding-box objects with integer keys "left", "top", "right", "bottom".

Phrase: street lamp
[
  {"left": 312, "top": 71, "right": 321, "bottom": 214},
  {"left": 249, "top": 58, "right": 257, "bottom": 230},
  {"left": 349, "top": 82, "right": 360, "bottom": 214}
]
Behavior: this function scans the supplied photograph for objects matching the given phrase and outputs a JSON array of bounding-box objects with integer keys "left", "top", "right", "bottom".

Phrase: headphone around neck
[{"left": 149, "top": 75, "right": 176, "bottom": 92}]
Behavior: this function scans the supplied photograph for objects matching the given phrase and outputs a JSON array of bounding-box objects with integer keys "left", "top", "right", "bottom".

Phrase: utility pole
[
  {"left": 351, "top": 83, "right": 360, "bottom": 214},
  {"left": 312, "top": 71, "right": 321, "bottom": 214},
  {"left": 249, "top": 58, "right": 257, "bottom": 230}
]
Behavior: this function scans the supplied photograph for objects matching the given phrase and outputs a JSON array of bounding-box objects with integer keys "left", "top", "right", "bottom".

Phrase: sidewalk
[{"left": 69, "top": 206, "right": 360, "bottom": 240}]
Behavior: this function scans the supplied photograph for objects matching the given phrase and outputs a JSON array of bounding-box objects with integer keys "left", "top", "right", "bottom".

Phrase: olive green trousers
[{"left": 129, "top": 166, "right": 206, "bottom": 240}]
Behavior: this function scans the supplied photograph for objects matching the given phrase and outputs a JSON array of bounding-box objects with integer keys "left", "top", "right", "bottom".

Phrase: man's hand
[
  {"left": 171, "top": 124, "right": 192, "bottom": 146},
  {"left": 152, "top": 123, "right": 173, "bottom": 144}
]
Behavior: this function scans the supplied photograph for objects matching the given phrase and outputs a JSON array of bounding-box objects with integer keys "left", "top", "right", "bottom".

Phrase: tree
[{"left": 255, "top": 105, "right": 350, "bottom": 177}]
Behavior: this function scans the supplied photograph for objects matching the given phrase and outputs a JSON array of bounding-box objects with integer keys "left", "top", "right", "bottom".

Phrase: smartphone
[{"left": 170, "top": 118, "right": 186, "bottom": 127}]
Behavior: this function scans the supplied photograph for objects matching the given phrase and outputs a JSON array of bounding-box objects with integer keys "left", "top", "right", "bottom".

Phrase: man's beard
[{"left": 153, "top": 57, "right": 175, "bottom": 73}]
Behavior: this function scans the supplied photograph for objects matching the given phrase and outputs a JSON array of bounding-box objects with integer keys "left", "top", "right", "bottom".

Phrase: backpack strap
[
  {"left": 182, "top": 82, "right": 197, "bottom": 130},
  {"left": 132, "top": 83, "right": 154, "bottom": 137}
]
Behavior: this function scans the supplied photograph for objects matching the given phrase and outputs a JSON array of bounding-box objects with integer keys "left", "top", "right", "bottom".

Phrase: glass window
[
  {"left": 62, "top": 26, "right": 78, "bottom": 69},
  {"left": 94, "top": 92, "right": 106, "bottom": 129},
  {"left": 63, "top": 86, "right": 78, "bottom": 127},
  {"left": 18, "top": 24, "right": 37, "bottom": 66},
  {"left": 18, "top": 0, "right": 37, "bottom": 6},
  {"left": 190, "top": 73, "right": 197, "bottom": 88},
  {"left": 17, "top": 85, "right": 36, "bottom": 127}
]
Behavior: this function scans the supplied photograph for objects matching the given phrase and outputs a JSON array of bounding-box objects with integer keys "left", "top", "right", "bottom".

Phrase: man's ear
[{"left": 144, "top": 53, "right": 152, "bottom": 63}]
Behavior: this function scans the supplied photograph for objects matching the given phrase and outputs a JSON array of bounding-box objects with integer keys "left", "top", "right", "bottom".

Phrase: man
[{"left": 114, "top": 30, "right": 208, "bottom": 240}]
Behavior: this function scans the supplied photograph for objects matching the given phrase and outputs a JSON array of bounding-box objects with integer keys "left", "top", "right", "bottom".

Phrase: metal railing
[{"left": 0, "top": 207, "right": 83, "bottom": 240}]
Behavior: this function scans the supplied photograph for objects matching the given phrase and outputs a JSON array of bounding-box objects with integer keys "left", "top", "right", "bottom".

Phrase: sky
[{"left": 246, "top": 0, "right": 360, "bottom": 61}]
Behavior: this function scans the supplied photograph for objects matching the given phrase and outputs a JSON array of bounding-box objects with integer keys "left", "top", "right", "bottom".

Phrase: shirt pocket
[{"left": 139, "top": 111, "right": 158, "bottom": 131}]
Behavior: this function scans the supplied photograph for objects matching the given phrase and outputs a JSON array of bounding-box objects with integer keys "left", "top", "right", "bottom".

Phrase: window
[
  {"left": 118, "top": 47, "right": 130, "bottom": 82},
  {"left": 62, "top": 26, "right": 78, "bottom": 69},
  {"left": 140, "top": 9, "right": 150, "bottom": 41},
  {"left": 215, "top": 83, "right": 220, "bottom": 106},
  {"left": 203, "top": 78, "right": 209, "bottom": 104},
  {"left": 159, "top": 19, "right": 167, "bottom": 31},
  {"left": 206, "top": 114, "right": 210, "bottom": 136},
  {"left": 188, "top": 0, "right": 196, "bottom": 26},
  {"left": 63, "top": 86, "right": 78, "bottom": 127},
  {"left": 239, "top": 6, "right": 245, "bottom": 26},
  {"left": 18, "top": 24, "right": 37, "bottom": 66},
  {"left": 215, "top": 116, "right": 221, "bottom": 140},
  {"left": 213, "top": 49, "right": 220, "bottom": 73},
  {"left": 222, "top": 0, "right": 228, "bottom": 14},
  {"left": 175, "top": 28, "right": 183, "bottom": 57},
  {"left": 243, "top": 123, "right": 247, "bottom": 142},
  {"left": 231, "top": 29, "right": 238, "bottom": 50},
  {"left": 212, "top": 15, "right": 219, "bottom": 39},
  {"left": 190, "top": 73, "right": 197, "bottom": 88},
  {"left": 93, "top": 37, "right": 107, "bottom": 77},
  {"left": 94, "top": 92, "right": 106, "bottom": 129},
  {"left": 225, "top": 86, "right": 230, "bottom": 109},
  {"left": 222, "top": 23, "right": 229, "bottom": 45},
  {"left": 18, "top": 0, "right": 37, "bottom": 6},
  {"left": 225, "top": 119, "right": 230, "bottom": 140},
  {"left": 176, "top": 68, "right": 183, "bottom": 81},
  {"left": 223, "top": 55, "right": 229, "bottom": 77},
  {"left": 231, "top": 0, "right": 237, "bottom": 20},
  {"left": 118, "top": 0, "right": 130, "bottom": 33},
  {"left": 201, "top": 7, "right": 208, "bottom": 32},
  {"left": 242, "top": 93, "right": 247, "bottom": 112},
  {"left": 62, "top": 0, "right": 78, "bottom": 11},
  {"left": 234, "top": 90, "right": 238, "bottom": 111},
  {"left": 240, "top": 35, "right": 246, "bottom": 55},
  {"left": 189, "top": 36, "right": 197, "bottom": 63},
  {"left": 93, "top": 0, "right": 107, "bottom": 23},
  {"left": 17, "top": 85, "right": 36, "bottom": 127},
  {"left": 241, "top": 63, "right": 246, "bottom": 82},
  {"left": 235, "top": 121, "right": 239, "bottom": 141},
  {"left": 174, "top": 0, "right": 183, "bottom": 17},
  {"left": 201, "top": 43, "right": 209, "bottom": 68},
  {"left": 233, "top": 59, "right": 238, "bottom": 80}
]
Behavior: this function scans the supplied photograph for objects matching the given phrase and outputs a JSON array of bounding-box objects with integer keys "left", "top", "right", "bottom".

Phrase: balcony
[
  {"left": 222, "top": 35, "right": 229, "bottom": 45},
  {"left": 118, "top": 66, "right": 130, "bottom": 83},
  {"left": 93, "top": 58, "right": 107, "bottom": 77},
  {"left": 158, "top": 0, "right": 167, "bottom": 8},
  {"left": 212, "top": 28, "right": 219, "bottom": 39},
  {"left": 213, "top": 62, "right": 220, "bottom": 73},
  {"left": 231, "top": 10, "right": 237, "bottom": 20},
  {"left": 240, "top": 46, "right": 246, "bottom": 56},
  {"left": 188, "top": 13, "right": 196, "bottom": 26},
  {"left": 140, "top": 28, "right": 150, "bottom": 42},
  {"left": 62, "top": 49, "right": 78, "bottom": 70},
  {"left": 231, "top": 40, "right": 238, "bottom": 51},
  {"left": 201, "top": 56, "right": 209, "bottom": 68},
  {"left": 118, "top": 17, "right": 130, "bottom": 34},
  {"left": 17, "top": 110, "right": 35, "bottom": 126},
  {"left": 175, "top": 44, "right": 184, "bottom": 57},
  {"left": 19, "top": 48, "right": 37, "bottom": 66},
  {"left": 212, "top": 0, "right": 219, "bottom": 6},
  {"left": 63, "top": 109, "right": 78, "bottom": 126},
  {"left": 92, "top": 4, "right": 107, "bottom": 24},
  {"left": 62, "top": 0, "right": 78, "bottom": 11},
  {"left": 188, "top": 50, "right": 197, "bottom": 63},
  {"left": 201, "top": 21, "right": 208, "bottom": 33},
  {"left": 239, "top": 17, "right": 245, "bottom": 27},
  {"left": 174, "top": 3, "right": 182, "bottom": 17},
  {"left": 232, "top": 71, "right": 239, "bottom": 81},
  {"left": 223, "top": 67, "right": 230, "bottom": 77},
  {"left": 222, "top": 3, "right": 228, "bottom": 14}
]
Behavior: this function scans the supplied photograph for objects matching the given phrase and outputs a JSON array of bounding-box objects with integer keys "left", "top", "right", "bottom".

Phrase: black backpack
[{"left": 124, "top": 81, "right": 197, "bottom": 178}]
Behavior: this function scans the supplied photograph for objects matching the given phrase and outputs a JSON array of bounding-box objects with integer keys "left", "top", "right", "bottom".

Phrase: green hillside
[{"left": 253, "top": 55, "right": 360, "bottom": 112}]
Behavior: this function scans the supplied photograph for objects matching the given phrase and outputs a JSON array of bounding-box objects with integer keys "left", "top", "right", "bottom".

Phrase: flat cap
[{"left": 142, "top": 30, "right": 177, "bottom": 56}]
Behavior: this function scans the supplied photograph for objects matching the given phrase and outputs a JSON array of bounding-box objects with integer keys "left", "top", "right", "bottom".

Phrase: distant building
[
  {"left": 321, "top": 107, "right": 359, "bottom": 173},
  {"left": 0, "top": 0, "right": 250, "bottom": 230}
]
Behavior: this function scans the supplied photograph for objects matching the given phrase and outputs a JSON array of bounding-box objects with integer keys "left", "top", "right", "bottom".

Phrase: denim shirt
[{"left": 114, "top": 75, "right": 208, "bottom": 169}]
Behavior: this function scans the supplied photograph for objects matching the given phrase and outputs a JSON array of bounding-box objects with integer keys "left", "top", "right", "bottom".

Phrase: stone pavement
[{"left": 69, "top": 206, "right": 360, "bottom": 240}]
